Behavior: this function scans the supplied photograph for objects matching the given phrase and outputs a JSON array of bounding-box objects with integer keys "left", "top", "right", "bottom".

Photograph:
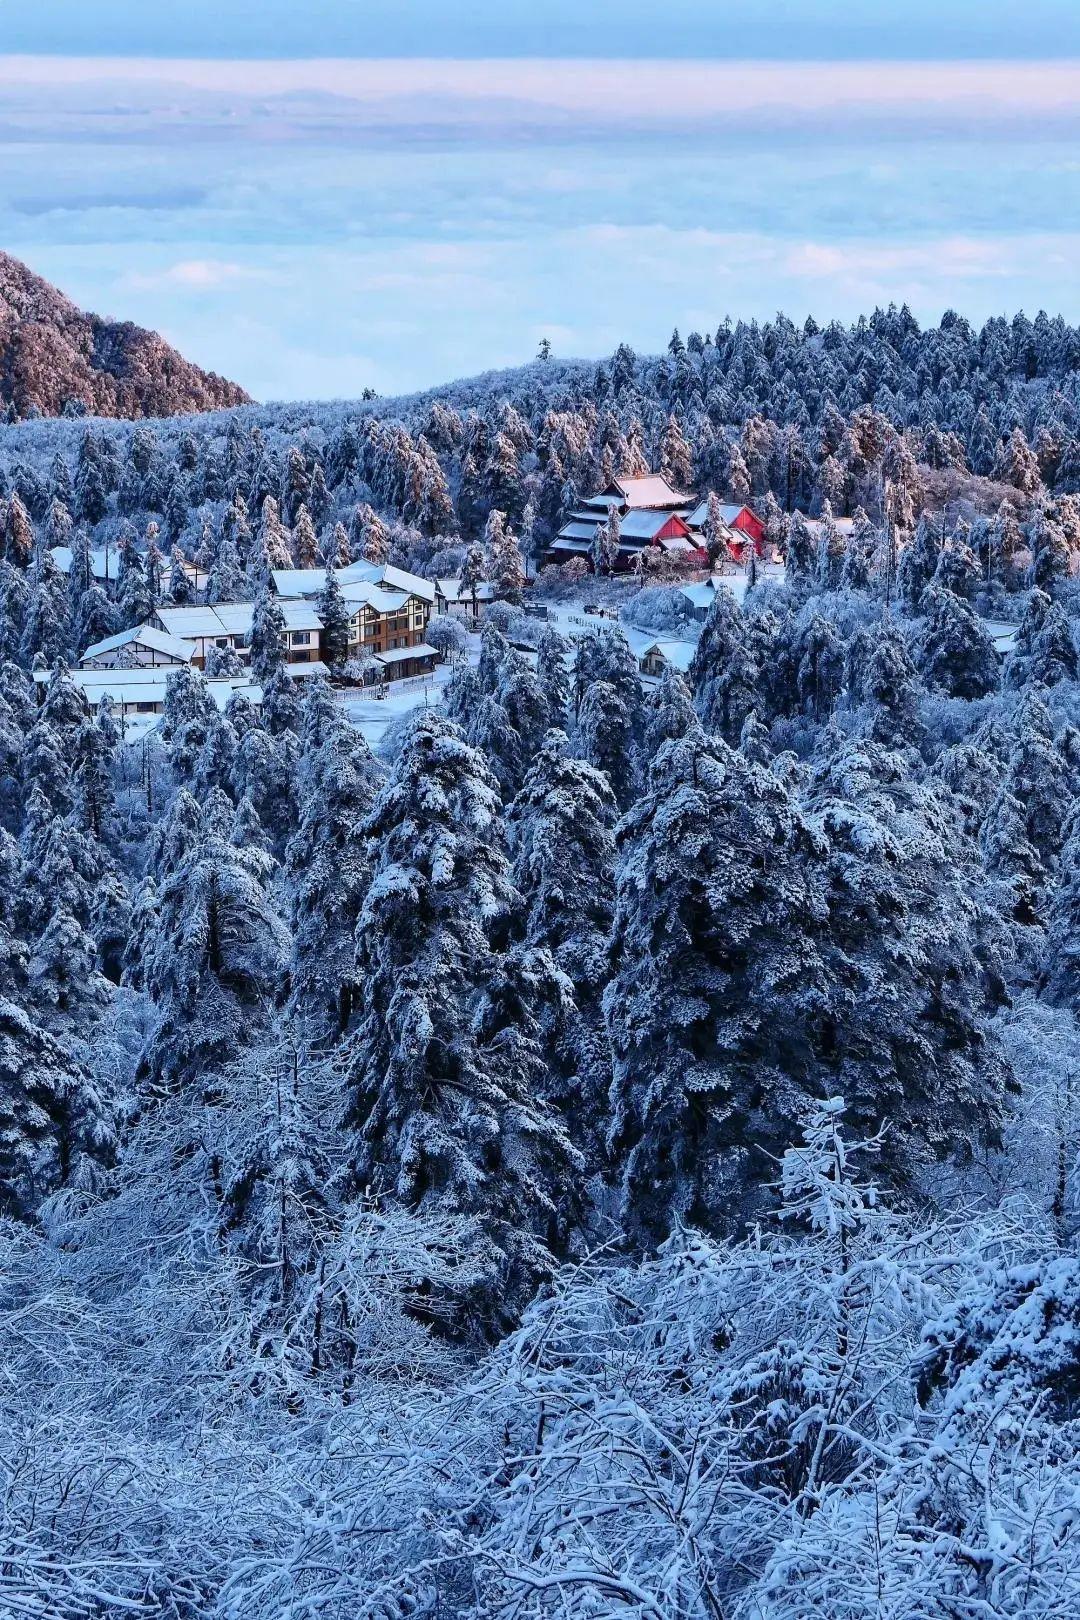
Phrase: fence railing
[
  {"left": 563, "top": 612, "right": 621, "bottom": 634},
  {"left": 340, "top": 674, "right": 438, "bottom": 702}
]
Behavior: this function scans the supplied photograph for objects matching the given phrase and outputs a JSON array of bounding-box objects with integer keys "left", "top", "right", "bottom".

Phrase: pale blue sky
[
  {"left": 0, "top": 12, "right": 1077, "bottom": 401},
  {"left": 4, "top": 0, "right": 1078, "bottom": 58}
]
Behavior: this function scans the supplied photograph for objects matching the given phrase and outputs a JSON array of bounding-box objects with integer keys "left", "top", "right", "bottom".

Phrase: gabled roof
[
  {"left": 268, "top": 568, "right": 327, "bottom": 598},
  {"left": 679, "top": 581, "right": 720, "bottom": 610},
  {"left": 374, "top": 642, "right": 438, "bottom": 666},
  {"left": 368, "top": 563, "right": 437, "bottom": 603},
  {"left": 80, "top": 624, "right": 195, "bottom": 665},
  {"left": 683, "top": 500, "right": 759, "bottom": 531},
  {"left": 435, "top": 578, "right": 498, "bottom": 603},
  {"left": 155, "top": 600, "right": 323, "bottom": 639},
  {"left": 655, "top": 535, "right": 700, "bottom": 555},
  {"left": 609, "top": 474, "right": 692, "bottom": 510},
  {"left": 618, "top": 510, "right": 692, "bottom": 542},
  {"left": 556, "top": 522, "right": 603, "bottom": 544},
  {"left": 647, "top": 639, "right": 697, "bottom": 673},
  {"left": 50, "top": 544, "right": 122, "bottom": 582},
  {"left": 270, "top": 561, "right": 437, "bottom": 605},
  {"left": 338, "top": 582, "right": 411, "bottom": 614}
]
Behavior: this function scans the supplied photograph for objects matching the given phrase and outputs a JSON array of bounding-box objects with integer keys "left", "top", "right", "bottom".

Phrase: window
[
  {"left": 291, "top": 631, "right": 311, "bottom": 647},
  {"left": 215, "top": 637, "right": 229, "bottom": 649}
]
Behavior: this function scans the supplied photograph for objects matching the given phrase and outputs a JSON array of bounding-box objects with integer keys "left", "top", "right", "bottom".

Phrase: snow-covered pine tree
[
  {"left": 160, "top": 664, "right": 220, "bottom": 779},
  {"left": 808, "top": 735, "right": 1010, "bottom": 1182},
  {"left": 259, "top": 495, "right": 293, "bottom": 571},
  {"left": 863, "top": 623, "right": 925, "bottom": 750},
  {"left": 19, "top": 550, "right": 71, "bottom": 666},
  {"left": 346, "top": 711, "right": 580, "bottom": 1331},
  {"left": 813, "top": 501, "right": 846, "bottom": 590},
  {"left": 896, "top": 512, "right": 941, "bottom": 613},
  {"left": 703, "top": 492, "right": 733, "bottom": 572},
  {"left": 784, "top": 510, "right": 816, "bottom": 589},
  {"left": 535, "top": 626, "right": 571, "bottom": 731},
  {"left": 140, "top": 789, "right": 290, "bottom": 1094},
  {"left": 460, "top": 540, "right": 487, "bottom": 614},
  {"left": 1006, "top": 588, "right": 1078, "bottom": 688},
  {"left": 840, "top": 507, "right": 876, "bottom": 591},
  {"left": 575, "top": 676, "right": 640, "bottom": 810},
  {"left": 292, "top": 503, "right": 319, "bottom": 570},
  {"left": 1028, "top": 503, "right": 1073, "bottom": 593},
  {"left": 644, "top": 665, "right": 700, "bottom": 753},
  {"left": 0, "top": 994, "right": 115, "bottom": 1219},
  {"left": 915, "top": 586, "right": 999, "bottom": 699},
  {"left": 205, "top": 524, "right": 245, "bottom": 606},
  {"left": 659, "top": 413, "right": 693, "bottom": 489},
  {"left": 316, "top": 562, "right": 350, "bottom": 668},
  {"left": 248, "top": 578, "right": 287, "bottom": 687},
  {"left": 286, "top": 689, "right": 381, "bottom": 1034},
  {"left": 4, "top": 492, "right": 35, "bottom": 567},
  {"left": 689, "top": 587, "right": 759, "bottom": 744},
  {"left": 606, "top": 729, "right": 833, "bottom": 1241}
]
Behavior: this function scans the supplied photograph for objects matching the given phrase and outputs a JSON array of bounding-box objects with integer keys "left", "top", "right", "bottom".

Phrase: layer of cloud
[
  {"left": 1, "top": 55, "right": 1076, "bottom": 399},
  {"left": 0, "top": 57, "right": 1078, "bottom": 146},
  {"left": 122, "top": 259, "right": 274, "bottom": 291}
]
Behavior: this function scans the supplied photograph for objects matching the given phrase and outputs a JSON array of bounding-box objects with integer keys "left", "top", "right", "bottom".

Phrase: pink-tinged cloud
[
  {"left": 122, "top": 259, "right": 273, "bottom": 292},
  {"left": 1, "top": 55, "right": 1078, "bottom": 129}
]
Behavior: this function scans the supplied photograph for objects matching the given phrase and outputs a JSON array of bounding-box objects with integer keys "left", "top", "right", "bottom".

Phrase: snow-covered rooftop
[
  {"left": 374, "top": 642, "right": 438, "bottom": 666},
  {"left": 683, "top": 500, "right": 759, "bottom": 531},
  {"left": 679, "top": 581, "right": 720, "bottom": 610},
  {"left": 338, "top": 582, "right": 412, "bottom": 614},
  {"left": 618, "top": 510, "right": 690, "bottom": 541},
  {"left": 270, "top": 561, "right": 436, "bottom": 604},
  {"left": 611, "top": 474, "right": 691, "bottom": 509},
  {"left": 435, "top": 578, "right": 498, "bottom": 603},
  {"left": 50, "top": 544, "right": 122, "bottom": 582},
  {"left": 647, "top": 639, "right": 697, "bottom": 674},
  {"left": 555, "top": 523, "right": 602, "bottom": 544},
  {"left": 80, "top": 624, "right": 195, "bottom": 665},
  {"left": 155, "top": 600, "right": 322, "bottom": 639},
  {"left": 33, "top": 665, "right": 261, "bottom": 710}
]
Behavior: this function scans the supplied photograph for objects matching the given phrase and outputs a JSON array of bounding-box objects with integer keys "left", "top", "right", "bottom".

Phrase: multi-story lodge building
[
  {"left": 151, "top": 601, "right": 325, "bottom": 669},
  {"left": 270, "top": 561, "right": 438, "bottom": 680}
]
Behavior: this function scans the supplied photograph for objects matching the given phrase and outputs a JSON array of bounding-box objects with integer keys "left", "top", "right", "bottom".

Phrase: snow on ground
[
  {"left": 340, "top": 564, "right": 788, "bottom": 745},
  {"left": 340, "top": 656, "right": 465, "bottom": 749}
]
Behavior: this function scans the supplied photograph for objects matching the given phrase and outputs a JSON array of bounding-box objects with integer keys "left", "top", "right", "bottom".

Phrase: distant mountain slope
[{"left": 0, "top": 252, "right": 251, "bottom": 420}]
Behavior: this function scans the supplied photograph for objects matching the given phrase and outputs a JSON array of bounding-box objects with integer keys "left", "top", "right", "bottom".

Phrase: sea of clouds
[{"left": 2, "top": 57, "right": 1077, "bottom": 400}]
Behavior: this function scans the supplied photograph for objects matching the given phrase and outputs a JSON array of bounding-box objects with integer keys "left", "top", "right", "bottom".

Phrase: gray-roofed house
[{"left": 79, "top": 624, "right": 196, "bottom": 670}]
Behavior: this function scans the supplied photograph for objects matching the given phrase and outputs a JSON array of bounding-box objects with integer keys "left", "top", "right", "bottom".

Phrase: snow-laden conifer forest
[{"left": 3, "top": 309, "right": 1080, "bottom": 1615}]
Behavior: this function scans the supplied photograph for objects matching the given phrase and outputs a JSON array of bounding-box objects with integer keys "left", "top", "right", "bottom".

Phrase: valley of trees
[{"left": 2, "top": 307, "right": 1080, "bottom": 1615}]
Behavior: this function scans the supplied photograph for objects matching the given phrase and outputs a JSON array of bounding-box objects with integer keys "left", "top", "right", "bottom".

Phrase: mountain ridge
[{"left": 0, "top": 251, "right": 251, "bottom": 421}]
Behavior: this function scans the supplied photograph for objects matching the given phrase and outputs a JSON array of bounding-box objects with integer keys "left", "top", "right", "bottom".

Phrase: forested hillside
[
  {"left": 0, "top": 252, "right": 251, "bottom": 421},
  {"left": 2, "top": 308, "right": 1080, "bottom": 1615}
]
